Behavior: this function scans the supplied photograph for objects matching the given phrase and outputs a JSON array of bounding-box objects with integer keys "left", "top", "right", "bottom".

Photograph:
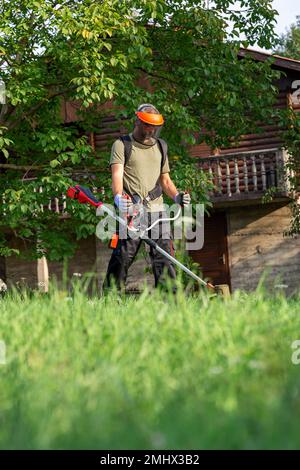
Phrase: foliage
[
  {"left": 0, "top": 0, "right": 280, "bottom": 258},
  {"left": 274, "top": 15, "right": 300, "bottom": 60},
  {"left": 170, "top": 154, "right": 214, "bottom": 210},
  {"left": 268, "top": 16, "right": 300, "bottom": 234},
  {"left": 281, "top": 110, "right": 300, "bottom": 235}
]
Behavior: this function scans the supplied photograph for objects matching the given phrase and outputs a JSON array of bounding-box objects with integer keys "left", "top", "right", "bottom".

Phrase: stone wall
[
  {"left": 47, "top": 236, "right": 98, "bottom": 294},
  {"left": 227, "top": 202, "right": 300, "bottom": 295},
  {"left": 4, "top": 234, "right": 153, "bottom": 293},
  {"left": 5, "top": 238, "right": 38, "bottom": 289}
]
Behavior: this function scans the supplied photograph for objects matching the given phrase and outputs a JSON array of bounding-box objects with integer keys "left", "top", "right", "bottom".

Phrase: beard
[
  {"left": 134, "top": 124, "right": 161, "bottom": 146},
  {"left": 141, "top": 130, "right": 156, "bottom": 145}
]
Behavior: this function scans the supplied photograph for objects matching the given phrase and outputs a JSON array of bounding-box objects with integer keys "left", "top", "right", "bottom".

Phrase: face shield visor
[{"left": 135, "top": 111, "right": 164, "bottom": 145}]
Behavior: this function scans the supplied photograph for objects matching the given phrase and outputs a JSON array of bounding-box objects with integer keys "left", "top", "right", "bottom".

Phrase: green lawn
[{"left": 0, "top": 284, "right": 300, "bottom": 449}]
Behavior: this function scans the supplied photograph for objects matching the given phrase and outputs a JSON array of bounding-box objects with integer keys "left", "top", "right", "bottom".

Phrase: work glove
[
  {"left": 173, "top": 191, "right": 191, "bottom": 207},
  {"left": 114, "top": 193, "right": 133, "bottom": 212}
]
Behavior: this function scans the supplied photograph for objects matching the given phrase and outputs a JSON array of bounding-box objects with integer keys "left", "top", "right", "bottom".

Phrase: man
[{"left": 104, "top": 103, "right": 191, "bottom": 291}]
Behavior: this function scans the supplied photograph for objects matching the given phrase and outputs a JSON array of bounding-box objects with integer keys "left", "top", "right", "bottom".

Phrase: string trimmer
[{"left": 66, "top": 184, "right": 217, "bottom": 292}]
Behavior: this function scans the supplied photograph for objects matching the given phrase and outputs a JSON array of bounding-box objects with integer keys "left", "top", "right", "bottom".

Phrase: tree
[
  {"left": 274, "top": 15, "right": 300, "bottom": 60},
  {"left": 0, "top": 0, "right": 280, "bottom": 260},
  {"left": 272, "top": 16, "right": 300, "bottom": 234}
]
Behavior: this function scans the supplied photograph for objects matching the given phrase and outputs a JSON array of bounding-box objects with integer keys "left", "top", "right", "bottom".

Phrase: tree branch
[
  {"left": 6, "top": 84, "right": 78, "bottom": 131},
  {"left": 0, "top": 163, "right": 42, "bottom": 170},
  {"left": 135, "top": 66, "right": 178, "bottom": 85}
]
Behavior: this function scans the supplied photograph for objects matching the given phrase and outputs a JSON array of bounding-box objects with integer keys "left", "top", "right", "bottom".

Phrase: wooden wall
[{"left": 189, "top": 90, "right": 288, "bottom": 158}]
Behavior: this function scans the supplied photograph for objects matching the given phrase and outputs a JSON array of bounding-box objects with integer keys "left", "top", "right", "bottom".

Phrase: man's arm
[
  {"left": 160, "top": 172, "right": 191, "bottom": 207},
  {"left": 111, "top": 163, "right": 133, "bottom": 210},
  {"left": 159, "top": 172, "right": 178, "bottom": 199},
  {"left": 111, "top": 163, "right": 124, "bottom": 197}
]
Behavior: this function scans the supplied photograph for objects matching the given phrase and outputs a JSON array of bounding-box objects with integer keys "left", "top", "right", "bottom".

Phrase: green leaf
[
  {"left": 103, "top": 42, "right": 112, "bottom": 51},
  {"left": 2, "top": 148, "right": 9, "bottom": 159},
  {"left": 50, "top": 159, "right": 59, "bottom": 168}
]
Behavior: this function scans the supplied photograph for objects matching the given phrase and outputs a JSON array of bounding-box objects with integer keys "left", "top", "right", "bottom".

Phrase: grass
[{"left": 0, "top": 282, "right": 300, "bottom": 449}]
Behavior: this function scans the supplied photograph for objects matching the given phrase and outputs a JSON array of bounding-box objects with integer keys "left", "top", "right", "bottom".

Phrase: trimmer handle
[{"left": 66, "top": 185, "right": 102, "bottom": 207}]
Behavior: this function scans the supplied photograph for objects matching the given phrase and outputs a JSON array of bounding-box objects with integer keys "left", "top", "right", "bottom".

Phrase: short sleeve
[
  {"left": 109, "top": 139, "right": 125, "bottom": 167},
  {"left": 161, "top": 155, "right": 170, "bottom": 174}
]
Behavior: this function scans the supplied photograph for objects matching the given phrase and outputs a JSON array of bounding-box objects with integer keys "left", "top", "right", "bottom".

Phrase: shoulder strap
[
  {"left": 119, "top": 135, "right": 167, "bottom": 170},
  {"left": 157, "top": 138, "right": 168, "bottom": 171},
  {"left": 119, "top": 135, "right": 132, "bottom": 166},
  {"left": 146, "top": 138, "right": 168, "bottom": 203}
]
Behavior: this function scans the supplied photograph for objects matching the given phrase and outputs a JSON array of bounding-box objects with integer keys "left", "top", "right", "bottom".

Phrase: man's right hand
[{"left": 114, "top": 193, "right": 133, "bottom": 212}]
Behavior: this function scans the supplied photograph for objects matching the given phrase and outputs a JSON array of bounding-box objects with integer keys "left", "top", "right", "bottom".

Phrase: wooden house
[
  {"left": 189, "top": 49, "right": 300, "bottom": 295},
  {"left": 2, "top": 48, "right": 300, "bottom": 295}
]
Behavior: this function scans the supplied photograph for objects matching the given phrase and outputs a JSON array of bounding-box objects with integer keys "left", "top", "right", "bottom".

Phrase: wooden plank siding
[
  {"left": 92, "top": 115, "right": 129, "bottom": 155},
  {"left": 189, "top": 91, "right": 288, "bottom": 158}
]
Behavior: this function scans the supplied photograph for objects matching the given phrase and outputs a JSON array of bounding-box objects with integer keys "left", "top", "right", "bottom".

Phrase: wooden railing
[
  {"left": 33, "top": 186, "right": 67, "bottom": 214},
  {"left": 197, "top": 148, "right": 293, "bottom": 202},
  {"left": 4, "top": 149, "right": 292, "bottom": 216}
]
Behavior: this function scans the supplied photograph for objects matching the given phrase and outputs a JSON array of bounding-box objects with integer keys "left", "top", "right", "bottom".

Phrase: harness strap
[{"left": 119, "top": 134, "right": 167, "bottom": 205}]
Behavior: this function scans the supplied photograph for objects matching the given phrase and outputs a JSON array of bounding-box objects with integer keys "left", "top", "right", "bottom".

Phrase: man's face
[{"left": 134, "top": 120, "right": 162, "bottom": 145}]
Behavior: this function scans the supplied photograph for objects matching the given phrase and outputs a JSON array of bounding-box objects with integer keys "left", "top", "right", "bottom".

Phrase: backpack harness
[{"left": 119, "top": 135, "right": 168, "bottom": 205}]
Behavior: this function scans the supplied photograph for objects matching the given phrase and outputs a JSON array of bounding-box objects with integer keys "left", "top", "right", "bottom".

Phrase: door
[{"left": 189, "top": 211, "right": 231, "bottom": 289}]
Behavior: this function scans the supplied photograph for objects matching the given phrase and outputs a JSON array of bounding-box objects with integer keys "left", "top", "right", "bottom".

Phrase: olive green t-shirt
[{"left": 109, "top": 133, "right": 170, "bottom": 212}]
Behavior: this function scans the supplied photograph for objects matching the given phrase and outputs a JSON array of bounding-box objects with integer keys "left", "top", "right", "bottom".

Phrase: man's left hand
[{"left": 173, "top": 191, "right": 191, "bottom": 207}]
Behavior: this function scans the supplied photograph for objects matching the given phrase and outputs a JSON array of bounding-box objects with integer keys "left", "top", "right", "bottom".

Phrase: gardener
[{"left": 103, "top": 103, "right": 191, "bottom": 291}]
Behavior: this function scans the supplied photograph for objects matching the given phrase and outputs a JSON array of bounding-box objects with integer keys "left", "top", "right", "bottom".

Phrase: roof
[{"left": 238, "top": 47, "right": 300, "bottom": 72}]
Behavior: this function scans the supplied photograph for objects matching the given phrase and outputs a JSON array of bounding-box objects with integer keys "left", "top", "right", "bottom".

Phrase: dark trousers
[{"left": 104, "top": 211, "right": 176, "bottom": 290}]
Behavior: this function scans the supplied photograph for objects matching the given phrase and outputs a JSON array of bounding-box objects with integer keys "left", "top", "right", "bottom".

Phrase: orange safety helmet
[
  {"left": 134, "top": 104, "right": 164, "bottom": 144},
  {"left": 135, "top": 110, "right": 164, "bottom": 126},
  {"left": 135, "top": 103, "right": 164, "bottom": 126}
]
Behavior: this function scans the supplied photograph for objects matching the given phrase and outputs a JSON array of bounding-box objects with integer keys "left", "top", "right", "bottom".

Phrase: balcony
[
  {"left": 197, "top": 148, "right": 294, "bottom": 207},
  {"left": 5, "top": 149, "right": 293, "bottom": 217}
]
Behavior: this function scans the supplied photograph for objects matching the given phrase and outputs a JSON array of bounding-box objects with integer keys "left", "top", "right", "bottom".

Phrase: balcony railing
[
  {"left": 197, "top": 148, "right": 293, "bottom": 203},
  {"left": 2, "top": 149, "right": 293, "bottom": 217},
  {"left": 1, "top": 184, "right": 68, "bottom": 216},
  {"left": 33, "top": 186, "right": 67, "bottom": 214}
]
